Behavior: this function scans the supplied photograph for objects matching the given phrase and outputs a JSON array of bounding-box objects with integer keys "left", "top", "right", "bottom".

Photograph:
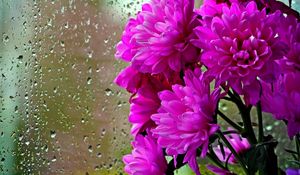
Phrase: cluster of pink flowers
[{"left": 114, "top": 0, "right": 300, "bottom": 174}]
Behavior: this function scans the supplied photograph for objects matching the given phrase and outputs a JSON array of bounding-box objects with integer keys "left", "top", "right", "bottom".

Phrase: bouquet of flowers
[{"left": 114, "top": 0, "right": 300, "bottom": 174}]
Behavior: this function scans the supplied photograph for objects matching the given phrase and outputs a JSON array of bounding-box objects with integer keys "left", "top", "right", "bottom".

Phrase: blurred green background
[{"left": 0, "top": 0, "right": 299, "bottom": 175}]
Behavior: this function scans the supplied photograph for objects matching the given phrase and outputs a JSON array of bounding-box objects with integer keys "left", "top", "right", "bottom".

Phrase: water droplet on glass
[
  {"left": 104, "top": 38, "right": 109, "bottom": 44},
  {"left": 50, "top": 130, "right": 56, "bottom": 138},
  {"left": 87, "top": 77, "right": 92, "bottom": 85},
  {"left": 266, "top": 125, "right": 273, "bottom": 131},
  {"left": 60, "top": 40, "right": 65, "bottom": 47},
  {"left": 94, "top": 165, "right": 100, "bottom": 170},
  {"left": 104, "top": 88, "right": 113, "bottom": 96},
  {"left": 96, "top": 153, "right": 102, "bottom": 158},
  {"left": 17, "top": 55, "right": 23, "bottom": 60},
  {"left": 2, "top": 34, "right": 9, "bottom": 42},
  {"left": 14, "top": 106, "right": 18, "bottom": 113},
  {"left": 87, "top": 51, "right": 93, "bottom": 58},
  {"left": 64, "top": 22, "right": 69, "bottom": 29},
  {"left": 53, "top": 87, "right": 58, "bottom": 94},
  {"left": 52, "top": 156, "right": 57, "bottom": 162},
  {"left": 88, "top": 145, "right": 93, "bottom": 153}
]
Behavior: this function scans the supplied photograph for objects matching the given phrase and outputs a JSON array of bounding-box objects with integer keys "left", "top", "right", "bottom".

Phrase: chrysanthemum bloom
[
  {"left": 114, "top": 65, "right": 183, "bottom": 94},
  {"left": 130, "top": 76, "right": 182, "bottom": 136},
  {"left": 198, "top": 0, "right": 228, "bottom": 17},
  {"left": 123, "top": 133, "right": 168, "bottom": 175},
  {"left": 115, "top": 65, "right": 183, "bottom": 136},
  {"left": 207, "top": 165, "right": 236, "bottom": 175},
  {"left": 216, "top": 0, "right": 300, "bottom": 17},
  {"left": 115, "top": 0, "right": 200, "bottom": 74},
  {"left": 151, "top": 69, "right": 220, "bottom": 175},
  {"left": 114, "top": 66, "right": 143, "bottom": 93},
  {"left": 284, "top": 23, "right": 300, "bottom": 71},
  {"left": 261, "top": 72, "right": 300, "bottom": 137},
  {"left": 193, "top": 1, "right": 288, "bottom": 105},
  {"left": 286, "top": 168, "right": 300, "bottom": 175},
  {"left": 198, "top": 0, "right": 255, "bottom": 18},
  {"left": 129, "top": 83, "right": 162, "bottom": 136},
  {"left": 214, "top": 129, "right": 250, "bottom": 164},
  {"left": 114, "top": 66, "right": 160, "bottom": 136},
  {"left": 274, "top": 15, "right": 300, "bottom": 72}
]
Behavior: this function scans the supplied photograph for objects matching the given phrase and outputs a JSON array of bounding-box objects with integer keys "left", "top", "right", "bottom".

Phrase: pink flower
[
  {"left": 198, "top": 0, "right": 228, "bottom": 17},
  {"left": 114, "top": 66, "right": 162, "bottom": 136},
  {"left": 261, "top": 72, "right": 300, "bottom": 137},
  {"left": 115, "top": 65, "right": 183, "bottom": 94},
  {"left": 214, "top": 129, "right": 250, "bottom": 164},
  {"left": 151, "top": 68, "right": 220, "bottom": 175},
  {"left": 115, "top": 63, "right": 183, "bottom": 137},
  {"left": 129, "top": 83, "right": 161, "bottom": 136},
  {"left": 193, "top": 1, "right": 288, "bottom": 105},
  {"left": 273, "top": 14, "right": 300, "bottom": 72},
  {"left": 123, "top": 133, "right": 168, "bottom": 175},
  {"left": 115, "top": 0, "right": 200, "bottom": 74},
  {"left": 286, "top": 168, "right": 300, "bottom": 175},
  {"left": 114, "top": 66, "right": 143, "bottom": 93},
  {"left": 285, "top": 22, "right": 300, "bottom": 71},
  {"left": 124, "top": 70, "right": 182, "bottom": 136}
]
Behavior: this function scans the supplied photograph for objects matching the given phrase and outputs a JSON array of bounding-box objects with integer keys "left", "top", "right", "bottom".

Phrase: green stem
[
  {"left": 165, "top": 154, "right": 185, "bottom": 175},
  {"left": 257, "top": 102, "right": 264, "bottom": 143},
  {"left": 217, "top": 131, "right": 249, "bottom": 175},
  {"left": 240, "top": 105, "right": 258, "bottom": 145},
  {"left": 217, "top": 110, "right": 243, "bottom": 132},
  {"left": 296, "top": 134, "right": 300, "bottom": 161},
  {"left": 227, "top": 90, "right": 257, "bottom": 145},
  {"left": 207, "top": 151, "right": 227, "bottom": 170}
]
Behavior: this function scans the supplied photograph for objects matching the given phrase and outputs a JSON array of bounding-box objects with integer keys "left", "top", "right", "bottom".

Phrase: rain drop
[
  {"left": 50, "top": 130, "right": 56, "bottom": 138},
  {"left": 87, "top": 77, "right": 92, "bottom": 85},
  {"left": 104, "top": 88, "right": 113, "bottom": 96},
  {"left": 88, "top": 145, "right": 93, "bottom": 153}
]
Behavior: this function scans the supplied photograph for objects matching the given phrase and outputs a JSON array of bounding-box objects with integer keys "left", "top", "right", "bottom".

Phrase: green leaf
[{"left": 285, "top": 148, "right": 299, "bottom": 155}]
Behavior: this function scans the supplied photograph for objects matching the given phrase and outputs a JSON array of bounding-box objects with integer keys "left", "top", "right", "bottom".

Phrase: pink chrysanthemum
[
  {"left": 115, "top": 65, "right": 183, "bottom": 94},
  {"left": 116, "top": 0, "right": 200, "bottom": 74},
  {"left": 274, "top": 14, "right": 300, "bottom": 72},
  {"left": 198, "top": 0, "right": 228, "bottom": 17},
  {"left": 151, "top": 69, "right": 220, "bottom": 175},
  {"left": 261, "top": 72, "right": 300, "bottom": 137},
  {"left": 129, "top": 83, "right": 161, "bottom": 136},
  {"left": 193, "top": 1, "right": 288, "bottom": 105},
  {"left": 114, "top": 66, "right": 143, "bottom": 94},
  {"left": 285, "top": 23, "right": 300, "bottom": 71},
  {"left": 123, "top": 133, "right": 168, "bottom": 175},
  {"left": 214, "top": 129, "right": 250, "bottom": 164},
  {"left": 115, "top": 66, "right": 183, "bottom": 136}
]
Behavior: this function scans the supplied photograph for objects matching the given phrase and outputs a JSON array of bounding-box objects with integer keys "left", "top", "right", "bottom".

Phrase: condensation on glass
[{"left": 0, "top": 0, "right": 299, "bottom": 175}]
